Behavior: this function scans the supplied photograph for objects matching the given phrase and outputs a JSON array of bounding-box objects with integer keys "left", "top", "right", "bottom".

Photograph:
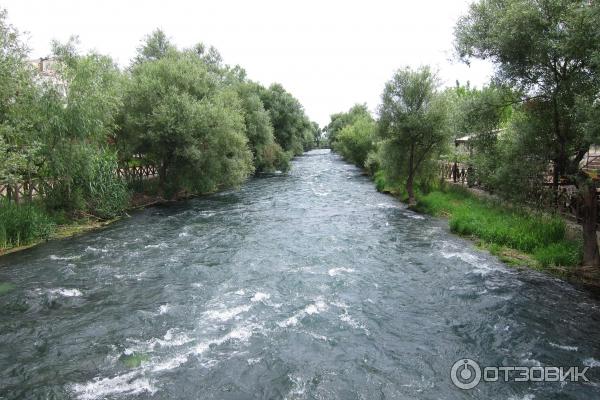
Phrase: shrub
[{"left": 0, "top": 200, "right": 55, "bottom": 248}]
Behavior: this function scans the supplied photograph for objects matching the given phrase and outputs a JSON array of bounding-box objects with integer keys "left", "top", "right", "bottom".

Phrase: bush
[
  {"left": 333, "top": 116, "right": 375, "bottom": 167},
  {"left": 86, "top": 151, "right": 130, "bottom": 219},
  {"left": 45, "top": 148, "right": 129, "bottom": 219},
  {"left": 374, "top": 170, "right": 387, "bottom": 192},
  {"left": 0, "top": 200, "right": 55, "bottom": 248}
]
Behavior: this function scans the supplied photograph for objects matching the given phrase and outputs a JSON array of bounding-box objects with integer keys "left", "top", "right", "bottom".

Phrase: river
[{"left": 1, "top": 149, "right": 599, "bottom": 399}]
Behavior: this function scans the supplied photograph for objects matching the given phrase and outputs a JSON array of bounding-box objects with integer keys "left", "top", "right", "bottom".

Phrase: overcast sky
[{"left": 3, "top": 0, "right": 493, "bottom": 126}]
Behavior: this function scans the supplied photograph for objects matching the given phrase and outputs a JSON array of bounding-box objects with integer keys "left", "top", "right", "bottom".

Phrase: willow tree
[
  {"left": 378, "top": 66, "right": 448, "bottom": 206},
  {"left": 233, "top": 81, "right": 289, "bottom": 173},
  {"left": 0, "top": 9, "right": 42, "bottom": 197},
  {"left": 39, "top": 40, "right": 129, "bottom": 217},
  {"left": 258, "top": 83, "right": 311, "bottom": 156},
  {"left": 455, "top": 0, "right": 600, "bottom": 266},
  {"left": 122, "top": 51, "right": 254, "bottom": 197}
]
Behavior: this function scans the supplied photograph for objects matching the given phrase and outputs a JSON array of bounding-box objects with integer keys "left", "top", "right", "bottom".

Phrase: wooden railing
[
  {"left": 1, "top": 164, "right": 158, "bottom": 204},
  {"left": 438, "top": 161, "right": 600, "bottom": 222},
  {"left": 0, "top": 180, "right": 49, "bottom": 203},
  {"left": 116, "top": 165, "right": 159, "bottom": 181}
]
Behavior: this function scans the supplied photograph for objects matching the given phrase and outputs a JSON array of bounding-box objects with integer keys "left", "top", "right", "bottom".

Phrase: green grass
[
  {"left": 414, "top": 186, "right": 582, "bottom": 268},
  {"left": 0, "top": 200, "right": 56, "bottom": 249}
]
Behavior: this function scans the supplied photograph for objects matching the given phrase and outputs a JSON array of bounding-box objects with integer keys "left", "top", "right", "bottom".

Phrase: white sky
[{"left": 3, "top": 0, "right": 493, "bottom": 126}]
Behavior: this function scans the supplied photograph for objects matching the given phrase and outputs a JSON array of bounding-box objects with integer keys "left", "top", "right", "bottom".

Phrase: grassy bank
[
  {"left": 372, "top": 172, "right": 583, "bottom": 274},
  {"left": 0, "top": 180, "right": 211, "bottom": 257},
  {"left": 0, "top": 199, "right": 121, "bottom": 257},
  {"left": 413, "top": 186, "right": 582, "bottom": 272}
]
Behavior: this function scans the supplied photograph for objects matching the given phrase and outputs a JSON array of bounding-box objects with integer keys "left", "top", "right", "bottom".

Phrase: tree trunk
[
  {"left": 407, "top": 145, "right": 416, "bottom": 206},
  {"left": 580, "top": 179, "right": 600, "bottom": 267},
  {"left": 406, "top": 173, "right": 416, "bottom": 207}
]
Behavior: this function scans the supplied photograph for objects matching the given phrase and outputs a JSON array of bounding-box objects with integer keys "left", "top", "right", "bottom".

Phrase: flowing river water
[{"left": 1, "top": 149, "right": 600, "bottom": 399}]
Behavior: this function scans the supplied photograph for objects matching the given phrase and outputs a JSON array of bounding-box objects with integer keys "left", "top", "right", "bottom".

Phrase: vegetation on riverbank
[
  {"left": 371, "top": 173, "right": 582, "bottom": 272},
  {"left": 0, "top": 9, "right": 321, "bottom": 254},
  {"left": 414, "top": 186, "right": 582, "bottom": 269},
  {"left": 326, "top": 0, "right": 600, "bottom": 277}
]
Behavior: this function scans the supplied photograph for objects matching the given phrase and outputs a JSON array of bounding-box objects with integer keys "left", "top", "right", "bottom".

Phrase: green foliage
[
  {"left": 122, "top": 51, "right": 254, "bottom": 197},
  {"left": 333, "top": 115, "right": 376, "bottom": 167},
  {"left": 416, "top": 187, "right": 581, "bottom": 267},
  {"left": 373, "top": 170, "right": 388, "bottom": 192},
  {"left": 378, "top": 66, "right": 449, "bottom": 203},
  {"left": 258, "top": 83, "right": 314, "bottom": 155},
  {"left": 325, "top": 104, "right": 371, "bottom": 147},
  {"left": 134, "top": 29, "right": 176, "bottom": 64},
  {"left": 234, "top": 82, "right": 289, "bottom": 173},
  {"left": 86, "top": 151, "right": 130, "bottom": 219},
  {"left": 0, "top": 9, "right": 43, "bottom": 188},
  {"left": 39, "top": 43, "right": 127, "bottom": 218},
  {"left": 0, "top": 200, "right": 55, "bottom": 248},
  {"left": 455, "top": 0, "right": 600, "bottom": 179}
]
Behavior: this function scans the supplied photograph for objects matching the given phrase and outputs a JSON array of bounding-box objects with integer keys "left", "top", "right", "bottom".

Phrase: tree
[
  {"left": 233, "top": 81, "right": 289, "bottom": 173},
  {"left": 378, "top": 66, "right": 449, "bottom": 206},
  {"left": 0, "top": 8, "right": 42, "bottom": 199},
  {"left": 332, "top": 114, "right": 376, "bottom": 167},
  {"left": 134, "top": 29, "right": 176, "bottom": 64},
  {"left": 122, "top": 51, "right": 253, "bottom": 197},
  {"left": 325, "top": 104, "right": 371, "bottom": 147},
  {"left": 258, "top": 83, "right": 311, "bottom": 155},
  {"left": 39, "top": 39, "right": 129, "bottom": 217},
  {"left": 444, "top": 84, "right": 516, "bottom": 190},
  {"left": 455, "top": 0, "right": 600, "bottom": 266}
]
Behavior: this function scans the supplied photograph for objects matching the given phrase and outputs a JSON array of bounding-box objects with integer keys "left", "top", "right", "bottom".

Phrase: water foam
[
  {"left": 278, "top": 300, "right": 328, "bottom": 328},
  {"left": 549, "top": 342, "right": 578, "bottom": 352},
  {"left": 145, "top": 243, "right": 168, "bottom": 249},
  {"left": 194, "top": 325, "right": 256, "bottom": 354},
  {"left": 158, "top": 304, "right": 171, "bottom": 315},
  {"left": 584, "top": 358, "right": 600, "bottom": 367},
  {"left": 204, "top": 304, "right": 252, "bottom": 322},
  {"left": 70, "top": 371, "right": 156, "bottom": 400},
  {"left": 84, "top": 246, "right": 108, "bottom": 254},
  {"left": 251, "top": 292, "right": 271, "bottom": 302},
  {"left": 48, "top": 288, "right": 82, "bottom": 297},
  {"left": 328, "top": 267, "right": 355, "bottom": 277},
  {"left": 50, "top": 254, "right": 81, "bottom": 261}
]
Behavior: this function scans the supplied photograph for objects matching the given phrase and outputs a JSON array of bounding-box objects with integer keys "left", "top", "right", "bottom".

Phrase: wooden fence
[
  {"left": 0, "top": 180, "right": 48, "bottom": 203},
  {"left": 116, "top": 165, "right": 159, "bottom": 181},
  {"left": 439, "top": 161, "right": 600, "bottom": 222},
  {"left": 0, "top": 165, "right": 158, "bottom": 204}
]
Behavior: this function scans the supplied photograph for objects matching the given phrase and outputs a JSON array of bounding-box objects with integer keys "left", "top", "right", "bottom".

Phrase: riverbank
[
  {"left": 0, "top": 191, "right": 176, "bottom": 258},
  {"left": 0, "top": 217, "right": 121, "bottom": 257},
  {"left": 374, "top": 176, "right": 600, "bottom": 289}
]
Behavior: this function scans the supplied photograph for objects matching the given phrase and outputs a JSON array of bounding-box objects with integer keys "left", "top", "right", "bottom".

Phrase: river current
[{"left": 1, "top": 149, "right": 600, "bottom": 399}]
